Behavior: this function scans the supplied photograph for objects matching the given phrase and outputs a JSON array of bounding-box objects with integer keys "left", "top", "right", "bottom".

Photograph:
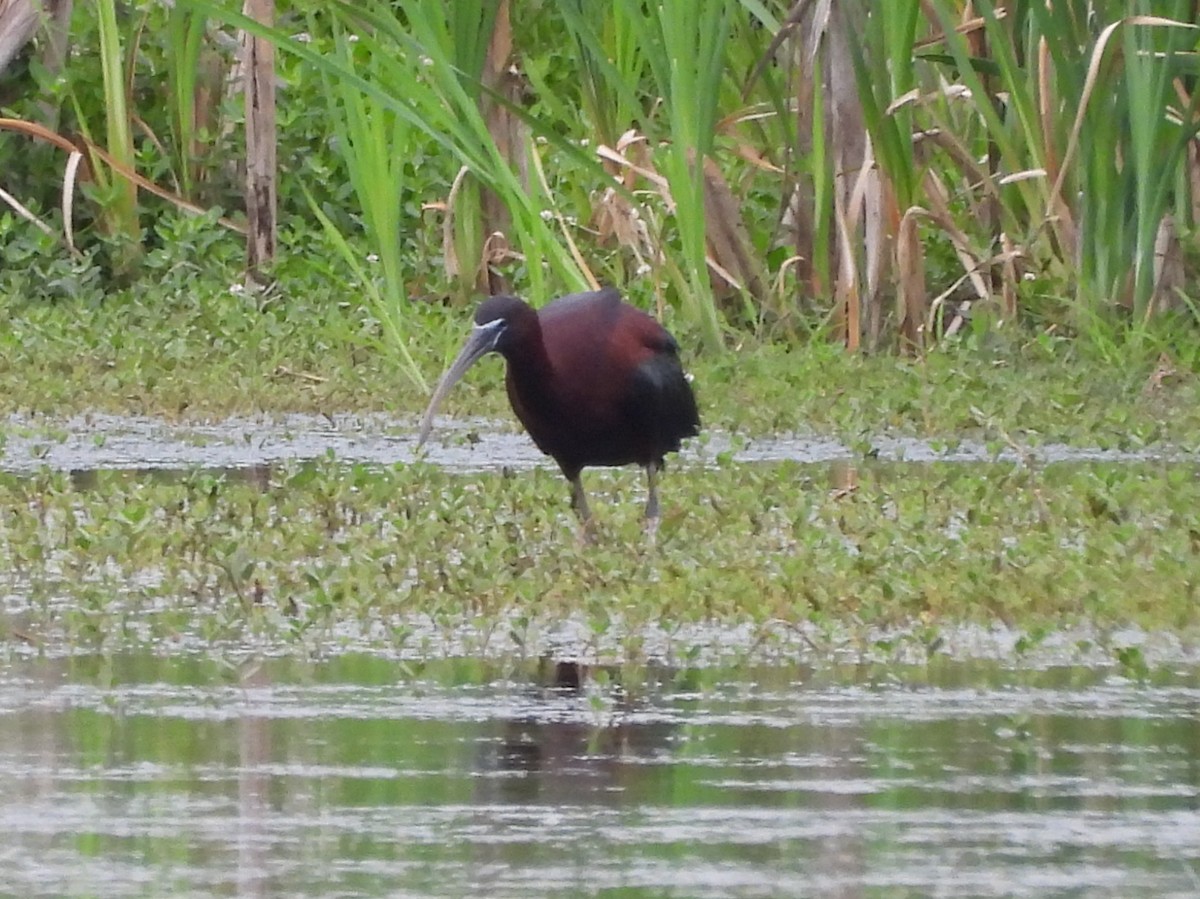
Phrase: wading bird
[{"left": 417, "top": 287, "right": 700, "bottom": 534}]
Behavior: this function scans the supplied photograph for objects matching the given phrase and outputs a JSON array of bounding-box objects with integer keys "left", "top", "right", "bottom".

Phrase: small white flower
[
  {"left": 539, "top": 209, "right": 554, "bottom": 221},
  {"left": 420, "top": 55, "right": 434, "bottom": 67},
  {"left": 293, "top": 32, "right": 313, "bottom": 43},
  {"left": 536, "top": 136, "right": 548, "bottom": 146},
  {"left": 347, "top": 34, "right": 360, "bottom": 43},
  {"left": 229, "top": 283, "right": 246, "bottom": 295},
  {"left": 636, "top": 262, "right": 652, "bottom": 276},
  {"left": 579, "top": 138, "right": 590, "bottom": 147},
  {"left": 366, "top": 253, "right": 380, "bottom": 263}
]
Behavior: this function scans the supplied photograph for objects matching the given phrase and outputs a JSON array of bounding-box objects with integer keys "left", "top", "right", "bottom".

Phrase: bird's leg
[
  {"left": 570, "top": 474, "right": 592, "bottom": 522},
  {"left": 644, "top": 463, "right": 660, "bottom": 538},
  {"left": 569, "top": 474, "right": 595, "bottom": 543}
]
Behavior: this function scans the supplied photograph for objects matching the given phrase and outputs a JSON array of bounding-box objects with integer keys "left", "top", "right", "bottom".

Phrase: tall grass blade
[
  {"left": 95, "top": 0, "right": 140, "bottom": 262},
  {"left": 301, "top": 183, "right": 426, "bottom": 393},
  {"left": 165, "top": 4, "right": 209, "bottom": 198}
]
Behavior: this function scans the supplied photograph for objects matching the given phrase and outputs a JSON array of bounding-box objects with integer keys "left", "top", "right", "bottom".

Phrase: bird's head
[
  {"left": 416, "top": 295, "right": 535, "bottom": 448},
  {"left": 470, "top": 294, "right": 537, "bottom": 355}
]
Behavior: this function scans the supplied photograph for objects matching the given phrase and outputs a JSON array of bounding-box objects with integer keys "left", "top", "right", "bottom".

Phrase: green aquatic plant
[
  {"left": 2, "top": 272, "right": 1200, "bottom": 447},
  {"left": 0, "top": 456, "right": 1197, "bottom": 662}
]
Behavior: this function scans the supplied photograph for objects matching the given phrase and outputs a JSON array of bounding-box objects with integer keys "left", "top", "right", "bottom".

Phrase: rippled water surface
[
  {"left": 2, "top": 412, "right": 1191, "bottom": 474},
  {"left": 1, "top": 655, "right": 1198, "bottom": 897}
]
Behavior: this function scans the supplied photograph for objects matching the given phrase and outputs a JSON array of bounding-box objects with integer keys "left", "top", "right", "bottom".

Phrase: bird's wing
[
  {"left": 624, "top": 336, "right": 701, "bottom": 452},
  {"left": 538, "top": 285, "right": 621, "bottom": 322}
]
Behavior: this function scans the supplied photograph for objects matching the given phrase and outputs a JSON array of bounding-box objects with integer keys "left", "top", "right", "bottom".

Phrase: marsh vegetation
[
  {"left": 1, "top": 1, "right": 1200, "bottom": 657},
  {"left": 4, "top": 8, "right": 1200, "bottom": 895}
]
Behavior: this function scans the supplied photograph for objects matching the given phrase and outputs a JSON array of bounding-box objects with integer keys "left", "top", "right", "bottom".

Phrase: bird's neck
[{"left": 503, "top": 330, "right": 556, "bottom": 404}]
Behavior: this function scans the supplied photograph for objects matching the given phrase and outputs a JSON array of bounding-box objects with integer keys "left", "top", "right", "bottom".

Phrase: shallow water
[
  {"left": 1, "top": 412, "right": 1190, "bottom": 474},
  {"left": 1, "top": 654, "right": 1198, "bottom": 898}
]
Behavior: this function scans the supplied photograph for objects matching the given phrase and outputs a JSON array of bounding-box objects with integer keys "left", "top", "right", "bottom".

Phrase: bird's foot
[{"left": 576, "top": 518, "right": 598, "bottom": 547}]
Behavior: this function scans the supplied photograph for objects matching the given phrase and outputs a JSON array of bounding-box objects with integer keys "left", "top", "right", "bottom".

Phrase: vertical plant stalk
[
  {"left": 826, "top": 1, "right": 871, "bottom": 349},
  {"left": 1149, "top": 212, "right": 1183, "bottom": 315},
  {"left": 779, "top": 1, "right": 834, "bottom": 303},
  {"left": 478, "top": 0, "right": 527, "bottom": 293},
  {"left": 443, "top": 0, "right": 500, "bottom": 298},
  {"left": 166, "top": 3, "right": 214, "bottom": 199},
  {"left": 436, "top": 0, "right": 530, "bottom": 298},
  {"left": 95, "top": 0, "right": 139, "bottom": 258},
  {"left": 243, "top": 0, "right": 277, "bottom": 280},
  {"left": 965, "top": 5, "right": 1001, "bottom": 299},
  {"left": 896, "top": 206, "right": 926, "bottom": 351},
  {"left": 36, "top": 0, "right": 74, "bottom": 128},
  {"left": 700, "top": 155, "right": 767, "bottom": 307},
  {"left": 783, "top": 16, "right": 822, "bottom": 298}
]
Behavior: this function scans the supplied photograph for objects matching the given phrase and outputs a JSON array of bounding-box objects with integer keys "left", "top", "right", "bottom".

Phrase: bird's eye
[{"left": 471, "top": 317, "right": 507, "bottom": 352}]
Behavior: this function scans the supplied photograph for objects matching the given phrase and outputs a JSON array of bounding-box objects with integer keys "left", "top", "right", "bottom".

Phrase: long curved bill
[{"left": 416, "top": 321, "right": 504, "bottom": 448}]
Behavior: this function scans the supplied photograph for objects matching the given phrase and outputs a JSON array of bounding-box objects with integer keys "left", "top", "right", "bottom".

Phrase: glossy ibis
[{"left": 417, "top": 287, "right": 700, "bottom": 533}]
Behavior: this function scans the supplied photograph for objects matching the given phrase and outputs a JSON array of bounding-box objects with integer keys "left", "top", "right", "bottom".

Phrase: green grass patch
[
  {"left": 2, "top": 457, "right": 1197, "bottom": 658},
  {"left": 3, "top": 273, "right": 1200, "bottom": 448}
]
